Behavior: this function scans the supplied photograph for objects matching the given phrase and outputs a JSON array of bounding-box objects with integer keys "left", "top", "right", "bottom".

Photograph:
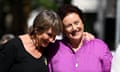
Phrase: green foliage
[{"left": 37, "top": 0, "right": 57, "bottom": 10}]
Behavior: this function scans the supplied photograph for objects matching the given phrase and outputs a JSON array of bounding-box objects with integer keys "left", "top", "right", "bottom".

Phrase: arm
[
  {"left": 101, "top": 46, "right": 112, "bottom": 72},
  {"left": 95, "top": 39, "right": 113, "bottom": 72},
  {"left": 0, "top": 41, "right": 16, "bottom": 72}
]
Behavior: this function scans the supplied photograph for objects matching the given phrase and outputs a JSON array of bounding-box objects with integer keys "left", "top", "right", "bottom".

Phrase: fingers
[{"left": 83, "top": 32, "right": 95, "bottom": 41}]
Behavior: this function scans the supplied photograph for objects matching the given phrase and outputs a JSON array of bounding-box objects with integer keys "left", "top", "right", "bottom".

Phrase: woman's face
[
  {"left": 63, "top": 13, "right": 84, "bottom": 40},
  {"left": 37, "top": 28, "right": 56, "bottom": 47}
]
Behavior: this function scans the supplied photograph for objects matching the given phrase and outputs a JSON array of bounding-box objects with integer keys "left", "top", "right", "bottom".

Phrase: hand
[{"left": 82, "top": 32, "right": 95, "bottom": 41}]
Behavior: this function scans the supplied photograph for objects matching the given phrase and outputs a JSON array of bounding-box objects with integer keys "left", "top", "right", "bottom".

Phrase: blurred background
[{"left": 0, "top": 0, "right": 119, "bottom": 52}]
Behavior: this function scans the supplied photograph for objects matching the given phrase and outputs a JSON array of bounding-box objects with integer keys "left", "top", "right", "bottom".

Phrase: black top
[{"left": 0, "top": 37, "right": 49, "bottom": 72}]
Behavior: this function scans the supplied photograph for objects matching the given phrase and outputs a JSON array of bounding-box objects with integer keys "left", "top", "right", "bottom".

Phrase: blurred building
[{"left": 116, "top": 0, "right": 120, "bottom": 50}]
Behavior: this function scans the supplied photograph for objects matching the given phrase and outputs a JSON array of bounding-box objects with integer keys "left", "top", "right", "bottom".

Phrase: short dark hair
[{"left": 56, "top": 4, "right": 85, "bottom": 24}]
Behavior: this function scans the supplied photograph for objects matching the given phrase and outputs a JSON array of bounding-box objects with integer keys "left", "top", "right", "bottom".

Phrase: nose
[
  {"left": 72, "top": 24, "right": 77, "bottom": 30},
  {"left": 49, "top": 37, "right": 55, "bottom": 43}
]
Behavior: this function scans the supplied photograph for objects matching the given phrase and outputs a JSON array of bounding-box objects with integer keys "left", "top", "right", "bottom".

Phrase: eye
[
  {"left": 64, "top": 24, "right": 72, "bottom": 28},
  {"left": 47, "top": 32, "right": 55, "bottom": 38},
  {"left": 74, "top": 21, "right": 79, "bottom": 25},
  {"left": 47, "top": 33, "right": 53, "bottom": 37}
]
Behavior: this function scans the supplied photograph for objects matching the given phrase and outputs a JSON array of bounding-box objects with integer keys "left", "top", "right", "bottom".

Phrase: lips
[
  {"left": 71, "top": 29, "right": 81, "bottom": 36},
  {"left": 44, "top": 41, "right": 49, "bottom": 45},
  {"left": 41, "top": 39, "right": 49, "bottom": 47}
]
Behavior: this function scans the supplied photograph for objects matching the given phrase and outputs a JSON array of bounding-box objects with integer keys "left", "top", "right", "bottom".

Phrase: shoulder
[
  {"left": 46, "top": 40, "right": 63, "bottom": 59},
  {"left": 5, "top": 37, "right": 20, "bottom": 46},
  {"left": 50, "top": 40, "right": 63, "bottom": 46},
  {"left": 87, "top": 39, "right": 112, "bottom": 59},
  {"left": 88, "top": 38, "right": 108, "bottom": 46},
  {"left": 0, "top": 37, "right": 21, "bottom": 50},
  {"left": 86, "top": 38, "right": 109, "bottom": 52},
  {"left": 47, "top": 40, "right": 63, "bottom": 51}
]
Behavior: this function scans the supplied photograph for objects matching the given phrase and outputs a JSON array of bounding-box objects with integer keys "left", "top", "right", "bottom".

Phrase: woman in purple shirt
[{"left": 47, "top": 4, "right": 112, "bottom": 72}]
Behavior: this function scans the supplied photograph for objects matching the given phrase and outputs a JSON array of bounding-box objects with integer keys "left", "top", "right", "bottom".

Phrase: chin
[
  {"left": 71, "top": 36, "right": 82, "bottom": 40},
  {"left": 41, "top": 44, "right": 48, "bottom": 48}
]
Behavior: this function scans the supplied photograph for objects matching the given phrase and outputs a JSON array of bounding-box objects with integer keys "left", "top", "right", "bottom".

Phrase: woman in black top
[{"left": 0, "top": 9, "right": 63, "bottom": 72}]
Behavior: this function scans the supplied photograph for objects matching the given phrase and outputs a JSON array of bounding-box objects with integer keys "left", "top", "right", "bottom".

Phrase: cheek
[
  {"left": 64, "top": 29, "right": 71, "bottom": 36},
  {"left": 81, "top": 23, "right": 84, "bottom": 28},
  {"left": 64, "top": 29, "right": 69, "bottom": 34},
  {"left": 39, "top": 34, "right": 48, "bottom": 40},
  {"left": 65, "top": 27, "right": 72, "bottom": 33},
  {"left": 43, "top": 35, "right": 49, "bottom": 39}
]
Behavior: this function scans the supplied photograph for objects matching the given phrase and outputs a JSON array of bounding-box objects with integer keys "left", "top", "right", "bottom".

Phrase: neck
[
  {"left": 30, "top": 35, "right": 44, "bottom": 52},
  {"left": 69, "top": 38, "right": 83, "bottom": 52}
]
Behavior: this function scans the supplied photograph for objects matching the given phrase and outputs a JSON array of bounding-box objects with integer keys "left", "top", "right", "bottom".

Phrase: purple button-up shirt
[{"left": 48, "top": 39, "right": 112, "bottom": 72}]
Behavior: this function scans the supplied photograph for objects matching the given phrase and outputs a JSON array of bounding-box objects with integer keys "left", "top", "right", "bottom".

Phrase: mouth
[
  {"left": 41, "top": 40, "right": 49, "bottom": 47},
  {"left": 71, "top": 29, "right": 81, "bottom": 36},
  {"left": 45, "top": 41, "right": 49, "bottom": 45}
]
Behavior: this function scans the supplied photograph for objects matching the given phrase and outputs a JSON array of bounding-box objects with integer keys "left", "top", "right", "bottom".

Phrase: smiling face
[
  {"left": 63, "top": 13, "right": 84, "bottom": 41},
  {"left": 29, "top": 9, "right": 63, "bottom": 49},
  {"left": 37, "top": 28, "right": 56, "bottom": 48}
]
